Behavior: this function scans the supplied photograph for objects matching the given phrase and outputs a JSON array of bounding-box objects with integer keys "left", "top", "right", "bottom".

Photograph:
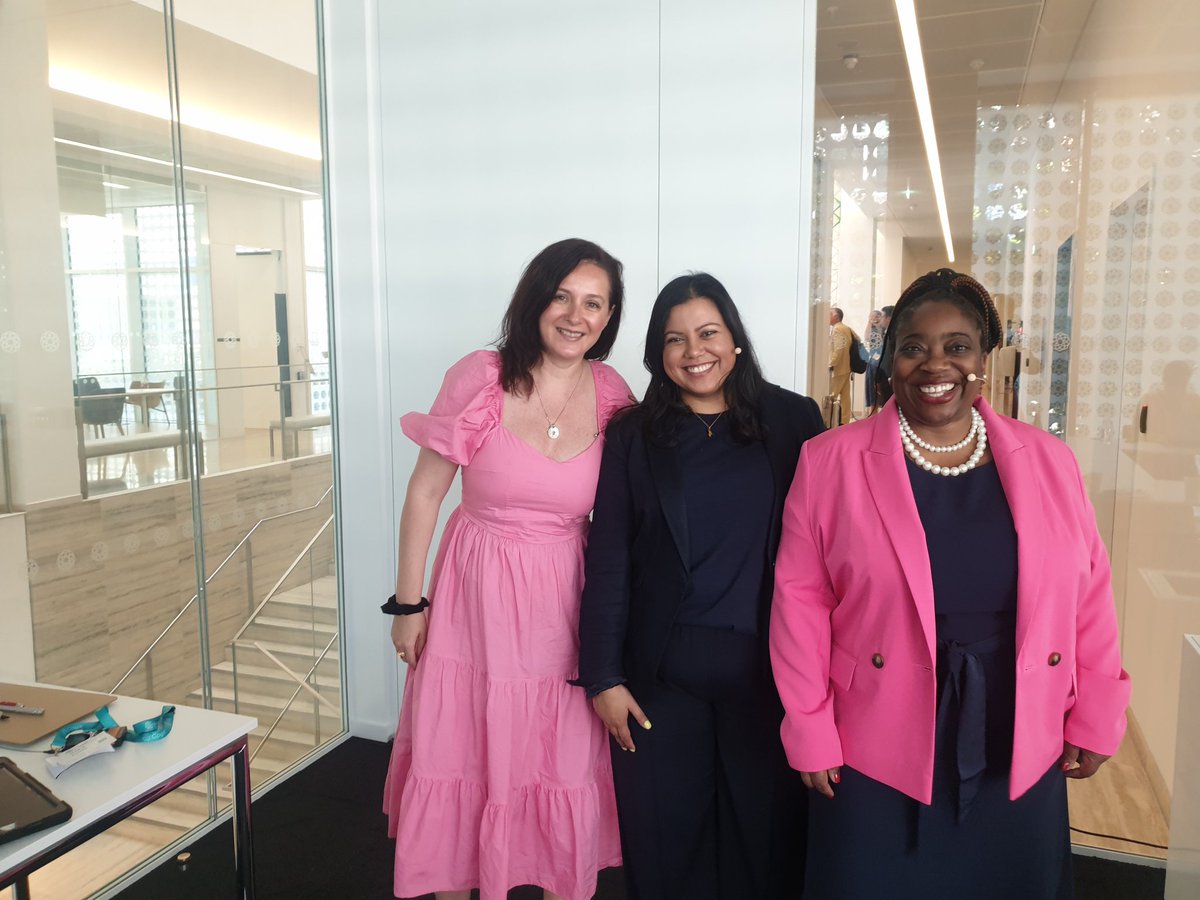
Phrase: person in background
[
  {"left": 771, "top": 268, "right": 1130, "bottom": 899},
  {"left": 828, "top": 307, "right": 854, "bottom": 426},
  {"left": 579, "top": 272, "right": 823, "bottom": 899},
  {"left": 383, "top": 238, "right": 635, "bottom": 900},
  {"left": 865, "top": 304, "right": 894, "bottom": 412}
]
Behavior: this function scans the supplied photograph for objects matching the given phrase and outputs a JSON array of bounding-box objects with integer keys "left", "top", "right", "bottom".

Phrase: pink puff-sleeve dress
[{"left": 384, "top": 349, "right": 634, "bottom": 900}]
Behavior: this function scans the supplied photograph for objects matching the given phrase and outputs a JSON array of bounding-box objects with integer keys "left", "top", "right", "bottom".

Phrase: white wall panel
[
  {"left": 325, "top": 0, "right": 401, "bottom": 741},
  {"left": 376, "top": 0, "right": 660, "bottom": 402},
  {"left": 328, "top": 1, "right": 820, "bottom": 740},
  {"left": 1168, "top": 635, "right": 1200, "bottom": 897},
  {"left": 658, "top": 0, "right": 810, "bottom": 390}
]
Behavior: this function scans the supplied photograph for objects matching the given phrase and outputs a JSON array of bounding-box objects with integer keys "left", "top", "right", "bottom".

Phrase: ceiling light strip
[
  {"left": 54, "top": 139, "right": 319, "bottom": 197},
  {"left": 893, "top": 0, "right": 955, "bottom": 263}
]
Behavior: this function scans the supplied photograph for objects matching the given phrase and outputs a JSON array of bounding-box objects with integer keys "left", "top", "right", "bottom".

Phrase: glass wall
[
  {"left": 808, "top": 0, "right": 1198, "bottom": 860},
  {"left": 0, "top": 1, "right": 341, "bottom": 896}
]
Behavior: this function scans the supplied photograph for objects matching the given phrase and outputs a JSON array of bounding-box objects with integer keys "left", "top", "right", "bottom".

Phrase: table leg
[
  {"left": 13, "top": 876, "right": 30, "bottom": 900},
  {"left": 231, "top": 741, "right": 256, "bottom": 899}
]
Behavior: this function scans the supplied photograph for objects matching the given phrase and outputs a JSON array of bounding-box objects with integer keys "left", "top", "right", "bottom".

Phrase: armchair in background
[{"left": 74, "top": 377, "right": 126, "bottom": 437}]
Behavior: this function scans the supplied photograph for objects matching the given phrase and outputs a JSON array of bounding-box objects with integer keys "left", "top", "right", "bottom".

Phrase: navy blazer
[{"left": 578, "top": 384, "right": 825, "bottom": 693}]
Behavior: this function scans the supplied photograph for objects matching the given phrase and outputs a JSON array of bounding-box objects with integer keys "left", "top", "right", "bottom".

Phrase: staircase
[{"left": 121, "top": 575, "right": 342, "bottom": 843}]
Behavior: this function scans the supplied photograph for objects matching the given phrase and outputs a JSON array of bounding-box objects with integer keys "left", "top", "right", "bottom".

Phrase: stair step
[
  {"left": 255, "top": 593, "right": 339, "bottom": 625},
  {"left": 245, "top": 638, "right": 340, "bottom": 664},
  {"left": 200, "top": 686, "right": 342, "bottom": 732},
  {"left": 211, "top": 660, "right": 341, "bottom": 700},
  {"left": 238, "top": 616, "right": 338, "bottom": 647}
]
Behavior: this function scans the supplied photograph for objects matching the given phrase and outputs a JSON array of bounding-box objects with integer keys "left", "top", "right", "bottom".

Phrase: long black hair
[
  {"left": 875, "top": 268, "right": 1001, "bottom": 404},
  {"left": 639, "top": 272, "right": 767, "bottom": 445},
  {"left": 497, "top": 238, "right": 624, "bottom": 396}
]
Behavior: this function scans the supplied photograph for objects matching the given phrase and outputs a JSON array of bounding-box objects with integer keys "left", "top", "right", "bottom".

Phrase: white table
[
  {"left": 0, "top": 696, "right": 257, "bottom": 899},
  {"left": 1167, "top": 635, "right": 1200, "bottom": 899}
]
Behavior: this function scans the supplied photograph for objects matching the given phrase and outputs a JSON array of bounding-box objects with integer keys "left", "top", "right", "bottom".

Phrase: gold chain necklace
[
  {"left": 532, "top": 364, "right": 587, "bottom": 440},
  {"left": 693, "top": 410, "right": 726, "bottom": 438}
]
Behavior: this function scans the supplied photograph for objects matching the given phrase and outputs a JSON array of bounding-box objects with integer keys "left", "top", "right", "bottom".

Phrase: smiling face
[
  {"left": 537, "top": 262, "right": 613, "bottom": 365},
  {"left": 662, "top": 297, "right": 739, "bottom": 413},
  {"left": 890, "top": 299, "right": 988, "bottom": 436}
]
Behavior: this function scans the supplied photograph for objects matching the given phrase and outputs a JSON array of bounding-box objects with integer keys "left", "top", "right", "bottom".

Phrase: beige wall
[{"left": 24, "top": 454, "right": 333, "bottom": 703}]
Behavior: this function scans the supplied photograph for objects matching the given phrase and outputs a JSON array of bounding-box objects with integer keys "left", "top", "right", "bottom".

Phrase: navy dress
[{"left": 804, "top": 459, "right": 1073, "bottom": 900}]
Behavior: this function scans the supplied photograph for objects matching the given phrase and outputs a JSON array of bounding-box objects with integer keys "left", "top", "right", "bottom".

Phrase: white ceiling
[
  {"left": 816, "top": 0, "right": 1096, "bottom": 257},
  {"left": 132, "top": 0, "right": 317, "bottom": 73},
  {"left": 45, "top": 0, "right": 1101, "bottom": 247}
]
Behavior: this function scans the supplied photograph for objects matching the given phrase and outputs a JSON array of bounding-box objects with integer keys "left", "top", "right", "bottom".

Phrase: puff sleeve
[
  {"left": 400, "top": 350, "right": 502, "bottom": 467},
  {"left": 593, "top": 362, "right": 637, "bottom": 430}
]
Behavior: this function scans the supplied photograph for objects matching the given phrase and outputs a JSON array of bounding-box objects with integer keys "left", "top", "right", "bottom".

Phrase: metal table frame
[{"left": 1, "top": 734, "right": 255, "bottom": 899}]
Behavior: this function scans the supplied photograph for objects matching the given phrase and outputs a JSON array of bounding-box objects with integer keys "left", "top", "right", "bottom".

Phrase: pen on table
[{"left": 0, "top": 701, "right": 45, "bottom": 716}]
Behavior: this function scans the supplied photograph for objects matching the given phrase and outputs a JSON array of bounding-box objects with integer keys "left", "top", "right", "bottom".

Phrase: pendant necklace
[
  {"left": 532, "top": 364, "right": 587, "bottom": 440},
  {"left": 693, "top": 410, "right": 727, "bottom": 438}
]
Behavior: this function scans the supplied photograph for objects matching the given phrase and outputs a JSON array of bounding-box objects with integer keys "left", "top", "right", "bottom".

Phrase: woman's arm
[
  {"left": 770, "top": 443, "right": 844, "bottom": 773},
  {"left": 390, "top": 448, "right": 459, "bottom": 666}
]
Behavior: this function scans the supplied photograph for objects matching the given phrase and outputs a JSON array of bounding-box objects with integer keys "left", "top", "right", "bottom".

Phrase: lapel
[
  {"left": 645, "top": 437, "right": 689, "bottom": 570},
  {"left": 977, "top": 399, "right": 1044, "bottom": 653},
  {"left": 863, "top": 400, "right": 937, "bottom": 665}
]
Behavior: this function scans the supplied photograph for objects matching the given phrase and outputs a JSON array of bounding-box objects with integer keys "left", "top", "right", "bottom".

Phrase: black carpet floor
[{"left": 115, "top": 737, "right": 1164, "bottom": 899}]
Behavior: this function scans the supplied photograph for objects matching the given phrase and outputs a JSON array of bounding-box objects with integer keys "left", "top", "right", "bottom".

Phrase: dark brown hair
[
  {"left": 639, "top": 272, "right": 766, "bottom": 445},
  {"left": 497, "top": 238, "right": 624, "bottom": 396}
]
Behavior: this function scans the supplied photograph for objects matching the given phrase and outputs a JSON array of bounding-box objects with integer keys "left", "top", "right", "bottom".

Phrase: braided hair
[{"left": 875, "top": 269, "right": 1001, "bottom": 404}]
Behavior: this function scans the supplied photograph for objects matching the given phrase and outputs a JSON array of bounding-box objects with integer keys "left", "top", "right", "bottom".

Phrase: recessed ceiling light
[
  {"left": 101, "top": 181, "right": 130, "bottom": 190},
  {"left": 894, "top": 0, "right": 955, "bottom": 262},
  {"left": 55, "top": 139, "right": 320, "bottom": 197}
]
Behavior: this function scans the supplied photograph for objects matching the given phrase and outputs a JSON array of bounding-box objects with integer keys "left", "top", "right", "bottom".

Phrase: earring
[{"left": 734, "top": 347, "right": 743, "bottom": 355}]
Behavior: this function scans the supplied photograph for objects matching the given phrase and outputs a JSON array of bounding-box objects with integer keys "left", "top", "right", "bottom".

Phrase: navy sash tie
[{"left": 936, "top": 632, "right": 1009, "bottom": 822}]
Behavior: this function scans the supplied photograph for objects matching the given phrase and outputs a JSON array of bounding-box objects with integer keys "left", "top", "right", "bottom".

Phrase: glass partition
[{"left": 0, "top": 1, "right": 342, "bottom": 896}]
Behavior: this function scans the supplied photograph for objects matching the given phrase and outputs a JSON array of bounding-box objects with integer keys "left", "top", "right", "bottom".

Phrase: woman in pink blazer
[{"left": 770, "top": 270, "right": 1130, "bottom": 899}]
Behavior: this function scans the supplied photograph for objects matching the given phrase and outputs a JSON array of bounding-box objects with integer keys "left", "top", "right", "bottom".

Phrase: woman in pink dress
[{"left": 383, "top": 238, "right": 634, "bottom": 900}]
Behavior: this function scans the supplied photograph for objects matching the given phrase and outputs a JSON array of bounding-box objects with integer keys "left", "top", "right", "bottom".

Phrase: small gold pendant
[
  {"left": 705, "top": 426, "right": 713, "bottom": 438},
  {"left": 547, "top": 424, "right": 560, "bottom": 440}
]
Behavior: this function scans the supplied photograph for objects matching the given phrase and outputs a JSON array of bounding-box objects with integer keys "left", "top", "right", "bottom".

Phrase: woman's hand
[
  {"left": 591, "top": 685, "right": 651, "bottom": 752},
  {"left": 390, "top": 610, "right": 429, "bottom": 667},
  {"left": 800, "top": 768, "right": 841, "bottom": 799},
  {"left": 1061, "top": 741, "right": 1111, "bottom": 779}
]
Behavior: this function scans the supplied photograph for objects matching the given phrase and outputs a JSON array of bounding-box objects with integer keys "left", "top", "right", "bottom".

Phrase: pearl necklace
[
  {"left": 901, "top": 406, "right": 981, "bottom": 453},
  {"left": 898, "top": 407, "right": 988, "bottom": 477}
]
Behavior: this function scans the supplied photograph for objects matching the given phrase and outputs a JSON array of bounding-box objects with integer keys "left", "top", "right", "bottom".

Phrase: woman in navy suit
[{"left": 577, "top": 273, "right": 824, "bottom": 899}]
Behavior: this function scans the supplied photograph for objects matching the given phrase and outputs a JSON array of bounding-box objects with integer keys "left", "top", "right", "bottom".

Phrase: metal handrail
[
  {"left": 231, "top": 515, "right": 333, "bottom": 643},
  {"left": 241, "top": 639, "right": 339, "bottom": 713},
  {"left": 110, "top": 485, "right": 334, "bottom": 692},
  {"left": 248, "top": 631, "right": 340, "bottom": 766}
]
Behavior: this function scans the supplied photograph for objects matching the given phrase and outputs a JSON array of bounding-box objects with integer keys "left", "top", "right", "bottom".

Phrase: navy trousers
[{"left": 610, "top": 624, "right": 806, "bottom": 900}]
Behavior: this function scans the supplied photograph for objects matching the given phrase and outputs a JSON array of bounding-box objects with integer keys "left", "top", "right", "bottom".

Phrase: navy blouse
[{"left": 675, "top": 412, "right": 774, "bottom": 635}]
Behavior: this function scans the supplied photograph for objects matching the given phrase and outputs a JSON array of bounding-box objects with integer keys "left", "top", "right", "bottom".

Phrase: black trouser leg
[
  {"left": 613, "top": 625, "right": 806, "bottom": 900},
  {"left": 611, "top": 674, "right": 718, "bottom": 900}
]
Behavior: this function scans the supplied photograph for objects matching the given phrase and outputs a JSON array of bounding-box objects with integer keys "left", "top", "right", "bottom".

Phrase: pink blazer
[{"left": 769, "top": 397, "right": 1131, "bottom": 803}]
